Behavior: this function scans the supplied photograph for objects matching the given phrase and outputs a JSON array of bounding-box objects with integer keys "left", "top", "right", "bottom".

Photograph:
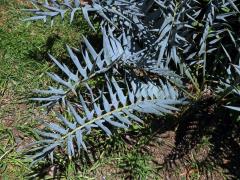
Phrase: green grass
[
  {"left": 117, "top": 151, "right": 153, "bottom": 179},
  {"left": 0, "top": 1, "right": 90, "bottom": 94},
  {"left": 0, "top": 1, "right": 89, "bottom": 179}
]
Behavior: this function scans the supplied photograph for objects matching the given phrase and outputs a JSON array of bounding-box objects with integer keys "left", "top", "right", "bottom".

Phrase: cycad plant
[{"left": 23, "top": 0, "right": 240, "bottom": 163}]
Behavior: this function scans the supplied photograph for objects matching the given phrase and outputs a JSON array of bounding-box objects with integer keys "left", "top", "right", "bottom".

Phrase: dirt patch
[
  {"left": 0, "top": 5, "right": 7, "bottom": 27},
  {"left": 0, "top": 0, "right": 32, "bottom": 26},
  {"left": 0, "top": 91, "right": 36, "bottom": 148},
  {"left": 144, "top": 99, "right": 240, "bottom": 179}
]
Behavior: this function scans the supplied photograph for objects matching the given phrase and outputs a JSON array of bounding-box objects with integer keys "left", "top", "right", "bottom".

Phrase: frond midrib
[{"left": 57, "top": 96, "right": 176, "bottom": 141}]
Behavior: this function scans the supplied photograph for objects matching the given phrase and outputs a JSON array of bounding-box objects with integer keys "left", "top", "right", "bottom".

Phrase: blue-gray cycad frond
[
  {"left": 30, "top": 74, "right": 183, "bottom": 163},
  {"left": 24, "top": 0, "right": 240, "bottom": 162}
]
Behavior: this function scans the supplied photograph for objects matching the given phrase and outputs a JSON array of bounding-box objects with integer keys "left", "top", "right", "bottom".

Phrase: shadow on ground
[
  {"left": 145, "top": 97, "right": 240, "bottom": 179},
  {"left": 27, "top": 34, "right": 61, "bottom": 62},
  {"left": 26, "top": 97, "right": 240, "bottom": 179},
  {"left": 27, "top": 33, "right": 102, "bottom": 63}
]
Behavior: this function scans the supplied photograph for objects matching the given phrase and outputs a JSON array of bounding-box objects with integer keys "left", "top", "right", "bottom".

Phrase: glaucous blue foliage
[{"left": 24, "top": 0, "right": 240, "bottom": 163}]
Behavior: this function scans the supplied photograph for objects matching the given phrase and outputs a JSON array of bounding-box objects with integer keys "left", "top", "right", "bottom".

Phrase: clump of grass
[{"left": 117, "top": 151, "right": 153, "bottom": 179}]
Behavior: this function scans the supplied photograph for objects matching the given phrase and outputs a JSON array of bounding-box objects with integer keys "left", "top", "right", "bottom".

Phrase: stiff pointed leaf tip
[
  {"left": 225, "top": 106, "right": 240, "bottom": 112},
  {"left": 76, "top": 129, "right": 87, "bottom": 151},
  {"left": 23, "top": 16, "right": 47, "bottom": 22}
]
